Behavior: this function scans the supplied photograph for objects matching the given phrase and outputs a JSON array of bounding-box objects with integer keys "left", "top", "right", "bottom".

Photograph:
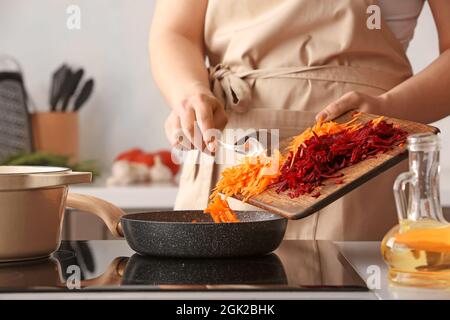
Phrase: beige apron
[{"left": 175, "top": 0, "right": 413, "bottom": 240}]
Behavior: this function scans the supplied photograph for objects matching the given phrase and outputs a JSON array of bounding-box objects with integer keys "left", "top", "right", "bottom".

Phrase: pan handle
[
  {"left": 66, "top": 193, "right": 125, "bottom": 237},
  {"left": 79, "top": 257, "right": 128, "bottom": 287},
  {"left": 57, "top": 257, "right": 128, "bottom": 288}
]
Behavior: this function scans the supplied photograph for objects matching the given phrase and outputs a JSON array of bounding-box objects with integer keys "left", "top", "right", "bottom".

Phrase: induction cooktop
[{"left": 0, "top": 240, "right": 367, "bottom": 292}]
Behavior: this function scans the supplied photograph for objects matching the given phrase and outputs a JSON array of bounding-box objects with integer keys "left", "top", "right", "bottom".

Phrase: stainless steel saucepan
[
  {"left": 0, "top": 166, "right": 287, "bottom": 262},
  {"left": 0, "top": 166, "right": 103, "bottom": 262}
]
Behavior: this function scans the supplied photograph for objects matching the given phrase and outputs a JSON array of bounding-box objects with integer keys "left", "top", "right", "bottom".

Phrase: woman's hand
[
  {"left": 165, "top": 92, "right": 228, "bottom": 153},
  {"left": 151, "top": 1, "right": 225, "bottom": 152},
  {"left": 315, "top": 91, "right": 389, "bottom": 122}
]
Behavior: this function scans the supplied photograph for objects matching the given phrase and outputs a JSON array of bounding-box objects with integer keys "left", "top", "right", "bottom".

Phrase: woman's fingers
[
  {"left": 164, "top": 111, "right": 183, "bottom": 147},
  {"left": 213, "top": 103, "right": 228, "bottom": 130},
  {"left": 192, "top": 95, "right": 216, "bottom": 151},
  {"left": 179, "top": 99, "right": 197, "bottom": 145},
  {"left": 203, "top": 105, "right": 227, "bottom": 153},
  {"left": 316, "top": 91, "right": 364, "bottom": 122},
  {"left": 316, "top": 91, "right": 388, "bottom": 122},
  {"left": 176, "top": 93, "right": 227, "bottom": 153},
  {"left": 204, "top": 96, "right": 228, "bottom": 152}
]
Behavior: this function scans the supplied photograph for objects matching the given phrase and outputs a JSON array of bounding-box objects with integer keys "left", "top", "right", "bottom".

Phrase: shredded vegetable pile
[
  {"left": 289, "top": 116, "right": 362, "bottom": 157},
  {"left": 204, "top": 152, "right": 283, "bottom": 223},
  {"left": 210, "top": 151, "right": 284, "bottom": 202},
  {"left": 204, "top": 113, "right": 408, "bottom": 222},
  {"left": 274, "top": 117, "right": 408, "bottom": 198}
]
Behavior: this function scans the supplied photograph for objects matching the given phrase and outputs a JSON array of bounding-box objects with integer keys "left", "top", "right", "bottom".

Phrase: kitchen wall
[
  {"left": 0, "top": 0, "right": 169, "bottom": 173},
  {"left": 399, "top": 2, "right": 450, "bottom": 176},
  {"left": 1, "top": 0, "right": 449, "bottom": 177}
]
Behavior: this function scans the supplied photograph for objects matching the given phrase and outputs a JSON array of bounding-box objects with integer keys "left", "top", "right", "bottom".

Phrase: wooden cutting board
[{"left": 233, "top": 113, "right": 439, "bottom": 220}]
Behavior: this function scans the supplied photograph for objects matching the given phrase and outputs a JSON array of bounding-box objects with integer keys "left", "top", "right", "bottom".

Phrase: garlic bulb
[
  {"left": 148, "top": 155, "right": 173, "bottom": 183},
  {"left": 108, "top": 160, "right": 136, "bottom": 186},
  {"left": 111, "top": 160, "right": 131, "bottom": 179},
  {"left": 130, "top": 163, "right": 150, "bottom": 183}
]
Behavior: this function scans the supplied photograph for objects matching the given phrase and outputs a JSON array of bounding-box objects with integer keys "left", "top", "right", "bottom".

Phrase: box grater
[{"left": 0, "top": 59, "right": 33, "bottom": 161}]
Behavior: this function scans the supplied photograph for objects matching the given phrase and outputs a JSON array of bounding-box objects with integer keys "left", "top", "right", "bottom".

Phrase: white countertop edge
[
  {"left": 0, "top": 291, "right": 375, "bottom": 300},
  {"left": 69, "top": 184, "right": 178, "bottom": 209}
]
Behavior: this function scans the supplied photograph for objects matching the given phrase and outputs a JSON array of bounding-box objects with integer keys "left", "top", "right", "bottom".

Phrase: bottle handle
[{"left": 393, "top": 172, "right": 414, "bottom": 222}]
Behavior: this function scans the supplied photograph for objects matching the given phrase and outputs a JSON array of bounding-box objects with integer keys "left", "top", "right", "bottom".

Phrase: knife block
[{"left": 31, "top": 112, "right": 79, "bottom": 162}]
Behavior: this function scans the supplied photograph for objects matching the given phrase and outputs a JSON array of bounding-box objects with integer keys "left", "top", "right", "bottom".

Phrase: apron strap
[
  {"left": 210, "top": 64, "right": 252, "bottom": 113},
  {"left": 210, "top": 64, "right": 408, "bottom": 112}
]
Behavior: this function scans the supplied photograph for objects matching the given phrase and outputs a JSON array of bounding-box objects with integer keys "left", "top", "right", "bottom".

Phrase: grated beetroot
[{"left": 272, "top": 119, "right": 408, "bottom": 199}]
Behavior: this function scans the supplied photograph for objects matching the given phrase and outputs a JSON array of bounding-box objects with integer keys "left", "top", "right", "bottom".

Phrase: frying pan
[{"left": 67, "top": 194, "right": 287, "bottom": 258}]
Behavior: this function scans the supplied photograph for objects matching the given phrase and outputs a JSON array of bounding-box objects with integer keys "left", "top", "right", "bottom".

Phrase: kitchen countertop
[
  {"left": 70, "top": 180, "right": 450, "bottom": 210},
  {"left": 70, "top": 184, "right": 178, "bottom": 209},
  {"left": 1, "top": 241, "right": 449, "bottom": 300},
  {"left": 336, "top": 242, "right": 450, "bottom": 300}
]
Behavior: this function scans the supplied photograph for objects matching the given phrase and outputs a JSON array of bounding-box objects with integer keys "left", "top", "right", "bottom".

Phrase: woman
[{"left": 150, "top": 0, "right": 450, "bottom": 240}]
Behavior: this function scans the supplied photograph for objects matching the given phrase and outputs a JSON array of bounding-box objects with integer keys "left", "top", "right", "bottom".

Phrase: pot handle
[{"left": 66, "top": 193, "right": 125, "bottom": 237}]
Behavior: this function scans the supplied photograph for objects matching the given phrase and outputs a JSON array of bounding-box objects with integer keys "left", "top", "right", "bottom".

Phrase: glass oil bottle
[{"left": 381, "top": 133, "right": 450, "bottom": 288}]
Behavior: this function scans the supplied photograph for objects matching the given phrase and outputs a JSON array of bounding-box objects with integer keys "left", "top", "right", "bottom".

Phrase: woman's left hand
[{"left": 315, "top": 91, "right": 388, "bottom": 122}]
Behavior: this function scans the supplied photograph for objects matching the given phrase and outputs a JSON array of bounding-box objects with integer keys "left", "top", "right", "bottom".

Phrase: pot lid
[
  {"left": 0, "top": 166, "right": 70, "bottom": 175},
  {"left": 0, "top": 166, "right": 92, "bottom": 191}
]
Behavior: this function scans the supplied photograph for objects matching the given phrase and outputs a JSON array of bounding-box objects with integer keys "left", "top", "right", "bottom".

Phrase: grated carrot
[
  {"left": 371, "top": 116, "right": 385, "bottom": 126},
  {"left": 204, "top": 113, "right": 387, "bottom": 223},
  {"left": 210, "top": 150, "right": 284, "bottom": 202},
  {"left": 204, "top": 195, "right": 239, "bottom": 223},
  {"left": 204, "top": 151, "right": 284, "bottom": 222}
]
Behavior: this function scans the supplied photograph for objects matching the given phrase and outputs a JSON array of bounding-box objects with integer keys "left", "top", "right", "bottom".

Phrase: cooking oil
[
  {"left": 382, "top": 219, "right": 450, "bottom": 288},
  {"left": 382, "top": 133, "right": 450, "bottom": 288}
]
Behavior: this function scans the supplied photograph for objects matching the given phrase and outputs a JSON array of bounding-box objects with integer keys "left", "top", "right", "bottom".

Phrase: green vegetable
[{"left": 0, "top": 152, "right": 100, "bottom": 177}]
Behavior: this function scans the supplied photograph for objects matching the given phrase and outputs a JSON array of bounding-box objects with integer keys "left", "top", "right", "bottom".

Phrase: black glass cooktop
[{"left": 0, "top": 241, "right": 367, "bottom": 292}]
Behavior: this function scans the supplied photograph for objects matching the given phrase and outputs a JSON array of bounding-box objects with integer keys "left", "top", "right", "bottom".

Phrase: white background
[{"left": 1, "top": 0, "right": 449, "bottom": 178}]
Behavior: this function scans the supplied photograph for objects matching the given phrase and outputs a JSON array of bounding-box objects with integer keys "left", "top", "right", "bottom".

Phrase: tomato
[
  {"left": 115, "top": 149, "right": 180, "bottom": 175},
  {"left": 116, "top": 148, "right": 144, "bottom": 162},
  {"left": 132, "top": 153, "right": 155, "bottom": 167}
]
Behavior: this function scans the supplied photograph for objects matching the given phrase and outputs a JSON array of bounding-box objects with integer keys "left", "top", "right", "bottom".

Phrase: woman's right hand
[{"left": 165, "top": 92, "right": 228, "bottom": 153}]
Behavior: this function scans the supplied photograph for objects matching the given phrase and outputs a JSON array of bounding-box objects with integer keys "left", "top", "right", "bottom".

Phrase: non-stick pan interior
[{"left": 122, "top": 210, "right": 284, "bottom": 223}]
